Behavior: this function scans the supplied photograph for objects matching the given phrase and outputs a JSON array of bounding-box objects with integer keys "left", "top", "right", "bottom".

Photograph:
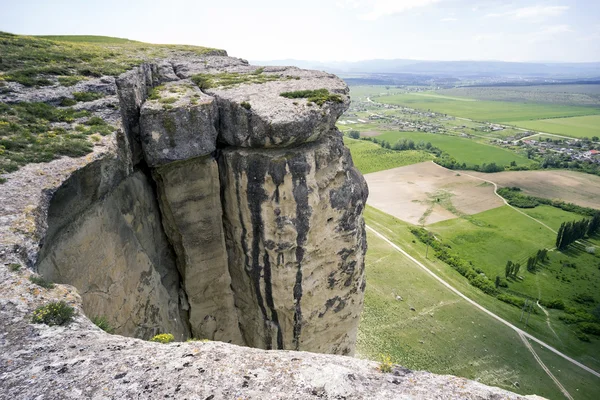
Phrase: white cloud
[
  {"left": 359, "top": 0, "right": 442, "bottom": 20},
  {"left": 441, "top": 17, "right": 457, "bottom": 22},
  {"left": 486, "top": 5, "right": 569, "bottom": 20},
  {"left": 528, "top": 24, "right": 573, "bottom": 42}
]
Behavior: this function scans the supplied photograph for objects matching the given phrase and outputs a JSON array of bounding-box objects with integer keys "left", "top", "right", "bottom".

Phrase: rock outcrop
[
  {"left": 18, "top": 53, "right": 369, "bottom": 353},
  {"left": 0, "top": 43, "right": 542, "bottom": 399}
]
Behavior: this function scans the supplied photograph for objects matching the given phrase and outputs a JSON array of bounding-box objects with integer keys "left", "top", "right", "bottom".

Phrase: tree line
[{"left": 556, "top": 213, "right": 600, "bottom": 250}]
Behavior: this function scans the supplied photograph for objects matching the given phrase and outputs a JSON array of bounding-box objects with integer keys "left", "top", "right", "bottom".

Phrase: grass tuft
[
  {"left": 29, "top": 275, "right": 55, "bottom": 289},
  {"left": 91, "top": 316, "right": 115, "bottom": 333}
]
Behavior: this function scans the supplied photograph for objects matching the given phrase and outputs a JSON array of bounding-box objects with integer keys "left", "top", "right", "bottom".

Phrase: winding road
[{"left": 365, "top": 225, "right": 600, "bottom": 383}]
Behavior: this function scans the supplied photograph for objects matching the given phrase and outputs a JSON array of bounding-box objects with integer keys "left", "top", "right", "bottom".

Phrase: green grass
[
  {"left": 374, "top": 131, "right": 532, "bottom": 168},
  {"left": 437, "top": 85, "right": 600, "bottom": 107},
  {"left": 36, "top": 35, "right": 141, "bottom": 44},
  {"left": 343, "top": 137, "right": 433, "bottom": 174},
  {"left": 0, "top": 31, "right": 221, "bottom": 87},
  {"left": 375, "top": 92, "right": 600, "bottom": 123},
  {"left": 508, "top": 115, "right": 600, "bottom": 139},
  {"left": 362, "top": 205, "right": 600, "bottom": 399},
  {"left": 191, "top": 69, "right": 292, "bottom": 90},
  {"left": 0, "top": 102, "right": 114, "bottom": 174}
]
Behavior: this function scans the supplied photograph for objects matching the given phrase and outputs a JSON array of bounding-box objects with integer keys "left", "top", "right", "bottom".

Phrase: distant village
[{"left": 341, "top": 97, "right": 600, "bottom": 165}]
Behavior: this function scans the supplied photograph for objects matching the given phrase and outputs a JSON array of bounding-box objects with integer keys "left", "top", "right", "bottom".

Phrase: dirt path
[
  {"left": 536, "top": 301, "right": 562, "bottom": 343},
  {"left": 438, "top": 163, "right": 557, "bottom": 234},
  {"left": 365, "top": 224, "right": 600, "bottom": 380},
  {"left": 518, "top": 332, "right": 574, "bottom": 400}
]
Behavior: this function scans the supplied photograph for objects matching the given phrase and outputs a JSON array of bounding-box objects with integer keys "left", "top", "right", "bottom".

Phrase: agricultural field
[
  {"left": 508, "top": 115, "right": 600, "bottom": 139},
  {"left": 437, "top": 85, "right": 600, "bottom": 107},
  {"left": 375, "top": 130, "right": 532, "bottom": 167},
  {"left": 343, "top": 137, "right": 433, "bottom": 174},
  {"left": 375, "top": 92, "right": 600, "bottom": 122},
  {"left": 364, "top": 161, "right": 503, "bottom": 225},
  {"left": 362, "top": 206, "right": 600, "bottom": 399},
  {"left": 468, "top": 169, "right": 600, "bottom": 210},
  {"left": 428, "top": 205, "right": 600, "bottom": 361}
]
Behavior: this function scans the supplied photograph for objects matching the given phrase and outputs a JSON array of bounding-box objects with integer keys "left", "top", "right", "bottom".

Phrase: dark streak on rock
[{"left": 289, "top": 154, "right": 311, "bottom": 350}]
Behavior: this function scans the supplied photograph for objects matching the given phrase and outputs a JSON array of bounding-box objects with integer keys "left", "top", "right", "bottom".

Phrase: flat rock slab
[{"left": 140, "top": 80, "right": 218, "bottom": 166}]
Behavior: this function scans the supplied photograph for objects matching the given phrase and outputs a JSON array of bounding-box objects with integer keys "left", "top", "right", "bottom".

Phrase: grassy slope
[
  {"left": 508, "top": 115, "right": 600, "bottom": 139},
  {"left": 375, "top": 92, "right": 600, "bottom": 122},
  {"left": 343, "top": 137, "right": 433, "bottom": 174},
  {"left": 358, "top": 231, "right": 560, "bottom": 398},
  {"left": 36, "top": 35, "right": 141, "bottom": 43},
  {"left": 374, "top": 131, "right": 532, "bottom": 167},
  {"left": 426, "top": 205, "right": 600, "bottom": 366},
  {"left": 0, "top": 31, "right": 220, "bottom": 87},
  {"left": 362, "top": 206, "right": 600, "bottom": 399}
]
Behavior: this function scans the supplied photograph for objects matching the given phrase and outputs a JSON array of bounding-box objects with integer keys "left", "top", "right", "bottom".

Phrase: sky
[{"left": 2, "top": 0, "right": 599, "bottom": 63}]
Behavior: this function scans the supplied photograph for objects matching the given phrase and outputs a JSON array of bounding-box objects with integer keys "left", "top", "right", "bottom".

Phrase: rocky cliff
[
  {"left": 0, "top": 35, "right": 540, "bottom": 399},
  {"left": 3, "top": 49, "right": 368, "bottom": 353}
]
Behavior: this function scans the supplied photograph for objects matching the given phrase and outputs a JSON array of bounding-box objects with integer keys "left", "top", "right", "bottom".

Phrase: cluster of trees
[
  {"left": 498, "top": 187, "right": 600, "bottom": 216},
  {"left": 526, "top": 249, "right": 548, "bottom": 272},
  {"left": 410, "top": 227, "right": 498, "bottom": 295},
  {"left": 504, "top": 260, "right": 521, "bottom": 279},
  {"left": 541, "top": 154, "right": 600, "bottom": 177},
  {"left": 556, "top": 214, "right": 600, "bottom": 250}
]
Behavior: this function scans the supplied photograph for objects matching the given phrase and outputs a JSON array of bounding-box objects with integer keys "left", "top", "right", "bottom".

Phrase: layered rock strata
[{"left": 31, "top": 55, "right": 368, "bottom": 352}]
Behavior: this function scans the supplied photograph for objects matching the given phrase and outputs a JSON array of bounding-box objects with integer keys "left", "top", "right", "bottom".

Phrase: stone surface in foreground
[{"left": 0, "top": 264, "right": 544, "bottom": 400}]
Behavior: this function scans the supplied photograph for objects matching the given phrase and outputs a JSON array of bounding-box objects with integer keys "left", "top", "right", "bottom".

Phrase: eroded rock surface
[
  {"left": 37, "top": 171, "right": 189, "bottom": 340},
  {"left": 153, "top": 156, "right": 243, "bottom": 343},
  {"left": 0, "top": 264, "right": 545, "bottom": 399},
  {"left": 220, "top": 131, "right": 367, "bottom": 353}
]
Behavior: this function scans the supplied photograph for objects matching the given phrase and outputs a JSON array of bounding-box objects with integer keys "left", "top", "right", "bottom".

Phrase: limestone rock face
[
  {"left": 139, "top": 81, "right": 218, "bottom": 167},
  {"left": 219, "top": 131, "right": 368, "bottom": 353},
  {"left": 152, "top": 156, "right": 243, "bottom": 343},
  {"left": 37, "top": 171, "right": 189, "bottom": 340}
]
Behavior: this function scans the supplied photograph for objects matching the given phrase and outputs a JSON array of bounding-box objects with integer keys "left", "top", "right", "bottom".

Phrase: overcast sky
[{"left": 2, "top": 0, "right": 599, "bottom": 62}]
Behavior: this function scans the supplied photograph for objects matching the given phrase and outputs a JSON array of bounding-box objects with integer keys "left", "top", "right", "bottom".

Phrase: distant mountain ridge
[{"left": 253, "top": 59, "right": 600, "bottom": 80}]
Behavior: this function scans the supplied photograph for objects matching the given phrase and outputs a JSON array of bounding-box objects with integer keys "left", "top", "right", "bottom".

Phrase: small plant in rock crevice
[
  {"left": 150, "top": 333, "right": 175, "bottom": 344},
  {"left": 378, "top": 354, "right": 393, "bottom": 373},
  {"left": 91, "top": 316, "right": 115, "bottom": 333},
  {"left": 31, "top": 301, "right": 75, "bottom": 326},
  {"left": 8, "top": 263, "right": 21, "bottom": 272}
]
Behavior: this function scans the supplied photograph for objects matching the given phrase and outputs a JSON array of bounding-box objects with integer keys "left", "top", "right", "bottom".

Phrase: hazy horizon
[{"left": 2, "top": 0, "right": 599, "bottom": 63}]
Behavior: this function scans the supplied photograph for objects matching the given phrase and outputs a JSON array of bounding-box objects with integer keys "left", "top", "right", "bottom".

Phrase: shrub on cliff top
[
  {"left": 31, "top": 301, "right": 75, "bottom": 326},
  {"left": 280, "top": 89, "right": 343, "bottom": 106},
  {"left": 150, "top": 333, "right": 175, "bottom": 344}
]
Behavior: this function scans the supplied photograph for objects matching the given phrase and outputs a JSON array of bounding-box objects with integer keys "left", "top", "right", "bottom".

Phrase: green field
[
  {"left": 509, "top": 115, "right": 600, "bottom": 139},
  {"left": 362, "top": 206, "right": 600, "bottom": 399},
  {"left": 374, "top": 131, "right": 532, "bottom": 167},
  {"left": 375, "top": 92, "right": 600, "bottom": 122},
  {"left": 437, "top": 85, "right": 600, "bottom": 107},
  {"left": 343, "top": 137, "right": 433, "bottom": 174}
]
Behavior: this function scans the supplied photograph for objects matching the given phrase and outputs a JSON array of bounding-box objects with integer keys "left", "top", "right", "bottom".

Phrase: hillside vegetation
[{"left": 0, "top": 32, "right": 221, "bottom": 87}]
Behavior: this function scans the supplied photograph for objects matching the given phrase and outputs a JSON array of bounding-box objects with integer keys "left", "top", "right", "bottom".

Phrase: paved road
[{"left": 365, "top": 224, "right": 600, "bottom": 379}]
